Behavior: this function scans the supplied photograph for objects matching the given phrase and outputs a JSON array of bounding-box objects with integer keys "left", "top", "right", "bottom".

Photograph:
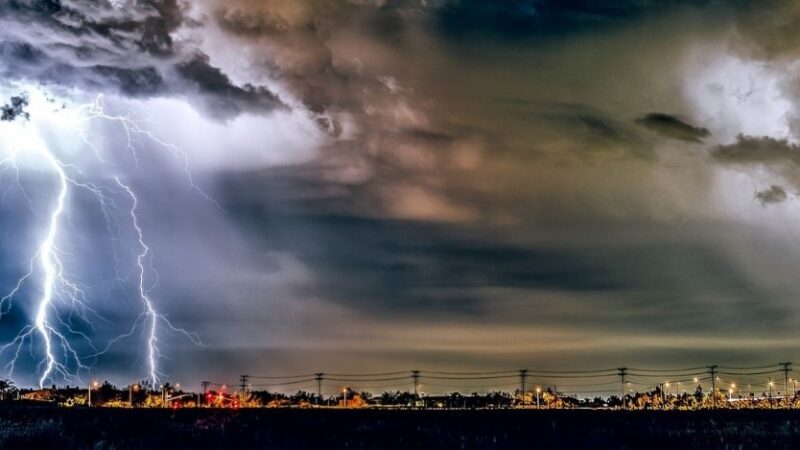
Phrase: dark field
[{"left": 2, "top": 407, "right": 800, "bottom": 450}]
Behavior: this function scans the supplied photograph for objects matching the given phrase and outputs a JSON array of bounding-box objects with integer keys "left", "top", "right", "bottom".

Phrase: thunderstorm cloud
[
  {"left": 4, "top": 0, "right": 800, "bottom": 389},
  {"left": 755, "top": 185, "right": 789, "bottom": 205},
  {"left": 636, "top": 113, "right": 711, "bottom": 143},
  {"left": 0, "top": 0, "right": 285, "bottom": 118}
]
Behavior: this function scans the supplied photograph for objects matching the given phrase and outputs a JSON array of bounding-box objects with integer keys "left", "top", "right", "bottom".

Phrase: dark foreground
[{"left": 2, "top": 407, "right": 800, "bottom": 450}]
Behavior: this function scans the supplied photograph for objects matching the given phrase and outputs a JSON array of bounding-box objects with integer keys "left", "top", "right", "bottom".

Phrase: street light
[
  {"left": 88, "top": 381, "right": 99, "bottom": 407},
  {"left": 769, "top": 379, "right": 775, "bottom": 407},
  {"left": 129, "top": 383, "right": 139, "bottom": 406},
  {"left": 342, "top": 387, "right": 347, "bottom": 408},
  {"left": 535, "top": 387, "right": 541, "bottom": 410}
]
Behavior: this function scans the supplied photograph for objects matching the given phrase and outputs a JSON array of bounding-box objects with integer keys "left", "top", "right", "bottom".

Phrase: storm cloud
[
  {"left": 636, "top": 113, "right": 711, "bottom": 143},
  {"left": 755, "top": 185, "right": 789, "bottom": 205},
  {"left": 4, "top": 0, "right": 800, "bottom": 389},
  {"left": 0, "top": 0, "right": 286, "bottom": 118}
]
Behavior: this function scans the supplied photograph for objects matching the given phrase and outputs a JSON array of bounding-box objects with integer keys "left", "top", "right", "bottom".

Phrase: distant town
[{"left": 3, "top": 363, "right": 800, "bottom": 410}]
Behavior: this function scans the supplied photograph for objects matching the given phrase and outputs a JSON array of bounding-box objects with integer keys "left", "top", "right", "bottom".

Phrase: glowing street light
[
  {"left": 129, "top": 383, "right": 139, "bottom": 406},
  {"left": 535, "top": 387, "right": 541, "bottom": 410},
  {"left": 769, "top": 379, "right": 775, "bottom": 405},
  {"left": 342, "top": 387, "right": 347, "bottom": 408},
  {"left": 88, "top": 381, "right": 99, "bottom": 407}
]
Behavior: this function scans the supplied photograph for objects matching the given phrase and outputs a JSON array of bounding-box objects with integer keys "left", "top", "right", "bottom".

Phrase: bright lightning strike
[
  {"left": 34, "top": 148, "right": 69, "bottom": 387},
  {"left": 0, "top": 84, "right": 206, "bottom": 388},
  {"left": 114, "top": 177, "right": 201, "bottom": 386}
]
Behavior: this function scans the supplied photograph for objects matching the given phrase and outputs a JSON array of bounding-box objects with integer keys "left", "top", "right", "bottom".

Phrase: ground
[{"left": 1, "top": 406, "right": 800, "bottom": 449}]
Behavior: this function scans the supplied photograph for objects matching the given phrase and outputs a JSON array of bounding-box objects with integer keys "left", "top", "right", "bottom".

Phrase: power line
[
  {"left": 718, "top": 370, "right": 781, "bottom": 376},
  {"left": 326, "top": 376, "right": 410, "bottom": 382},
  {"left": 422, "top": 374, "right": 520, "bottom": 380},
  {"left": 627, "top": 366, "right": 707, "bottom": 373},
  {"left": 421, "top": 370, "right": 520, "bottom": 376},
  {"left": 249, "top": 378, "right": 317, "bottom": 387},
  {"left": 627, "top": 371, "right": 707, "bottom": 378},
  {"left": 229, "top": 362, "right": 798, "bottom": 400},
  {"left": 247, "top": 373, "right": 318, "bottom": 379},
  {"left": 718, "top": 364, "right": 782, "bottom": 370},
  {"left": 324, "top": 371, "right": 409, "bottom": 377}
]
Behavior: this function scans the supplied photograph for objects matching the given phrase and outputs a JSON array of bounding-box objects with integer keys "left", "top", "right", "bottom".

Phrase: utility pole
[
  {"left": 412, "top": 370, "right": 420, "bottom": 409},
  {"left": 617, "top": 368, "right": 627, "bottom": 410},
  {"left": 201, "top": 381, "right": 210, "bottom": 407},
  {"left": 315, "top": 373, "right": 324, "bottom": 406},
  {"left": 781, "top": 362, "right": 792, "bottom": 404},
  {"left": 519, "top": 369, "right": 528, "bottom": 407},
  {"left": 708, "top": 365, "right": 718, "bottom": 409},
  {"left": 239, "top": 375, "right": 249, "bottom": 404}
]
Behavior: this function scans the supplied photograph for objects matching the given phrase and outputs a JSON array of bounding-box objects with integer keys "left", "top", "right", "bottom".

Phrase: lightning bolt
[
  {"left": 0, "top": 84, "right": 207, "bottom": 388},
  {"left": 34, "top": 148, "right": 69, "bottom": 387},
  {"left": 114, "top": 177, "right": 201, "bottom": 386}
]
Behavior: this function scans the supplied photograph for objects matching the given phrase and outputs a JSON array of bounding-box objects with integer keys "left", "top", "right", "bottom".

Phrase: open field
[{"left": 2, "top": 407, "right": 800, "bottom": 449}]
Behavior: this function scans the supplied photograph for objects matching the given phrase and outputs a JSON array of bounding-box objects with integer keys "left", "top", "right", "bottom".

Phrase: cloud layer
[
  {"left": 4, "top": 0, "right": 800, "bottom": 388},
  {"left": 0, "top": 0, "right": 285, "bottom": 117}
]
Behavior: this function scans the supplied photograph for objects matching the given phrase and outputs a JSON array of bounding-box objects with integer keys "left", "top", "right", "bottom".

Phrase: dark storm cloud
[
  {"left": 711, "top": 136, "right": 800, "bottom": 201},
  {"left": 548, "top": 112, "right": 646, "bottom": 159},
  {"left": 175, "top": 53, "right": 285, "bottom": 118},
  {"left": 0, "top": 0, "right": 285, "bottom": 118},
  {"left": 0, "top": 94, "right": 29, "bottom": 121},
  {"left": 128, "top": 0, "right": 800, "bottom": 382},
  {"left": 636, "top": 113, "right": 711, "bottom": 143},
  {"left": 495, "top": 100, "right": 649, "bottom": 160},
  {"left": 433, "top": 0, "right": 715, "bottom": 38},
  {"left": 219, "top": 170, "right": 793, "bottom": 339},
  {"left": 754, "top": 185, "right": 789, "bottom": 205},
  {"left": 712, "top": 135, "right": 800, "bottom": 165}
]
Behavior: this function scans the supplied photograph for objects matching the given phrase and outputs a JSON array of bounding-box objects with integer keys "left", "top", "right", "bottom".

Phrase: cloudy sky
[{"left": 3, "top": 0, "right": 800, "bottom": 391}]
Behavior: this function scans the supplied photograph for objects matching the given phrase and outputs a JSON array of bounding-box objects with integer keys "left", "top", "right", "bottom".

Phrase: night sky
[{"left": 2, "top": 0, "right": 800, "bottom": 391}]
